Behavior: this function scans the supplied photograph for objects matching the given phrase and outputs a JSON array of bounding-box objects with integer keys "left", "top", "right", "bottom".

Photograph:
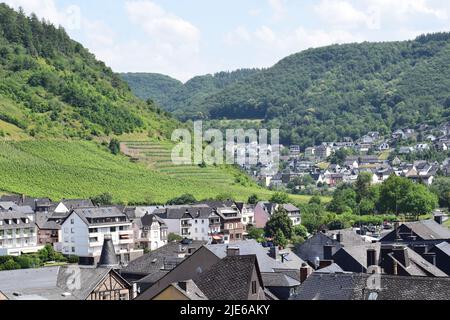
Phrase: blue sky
[{"left": 4, "top": 0, "right": 450, "bottom": 81}]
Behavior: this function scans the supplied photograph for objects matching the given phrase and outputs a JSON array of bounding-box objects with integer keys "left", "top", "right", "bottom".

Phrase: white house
[
  {"left": 0, "top": 209, "right": 42, "bottom": 256},
  {"left": 133, "top": 214, "right": 168, "bottom": 251},
  {"left": 60, "top": 207, "right": 142, "bottom": 265}
]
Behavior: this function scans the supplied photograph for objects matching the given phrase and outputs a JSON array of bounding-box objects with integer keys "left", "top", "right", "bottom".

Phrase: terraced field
[{"left": 0, "top": 140, "right": 318, "bottom": 204}]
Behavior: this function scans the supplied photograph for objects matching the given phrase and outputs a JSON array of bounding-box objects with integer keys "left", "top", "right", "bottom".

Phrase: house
[
  {"left": 0, "top": 208, "right": 41, "bottom": 256},
  {"left": 281, "top": 204, "right": 301, "bottom": 226},
  {"left": 235, "top": 203, "right": 255, "bottom": 232},
  {"left": 380, "top": 220, "right": 450, "bottom": 244},
  {"left": 315, "top": 145, "right": 331, "bottom": 160},
  {"left": 59, "top": 207, "right": 143, "bottom": 265},
  {"left": 53, "top": 199, "right": 94, "bottom": 214},
  {"left": 378, "top": 142, "right": 390, "bottom": 151},
  {"left": 35, "top": 212, "right": 61, "bottom": 246},
  {"left": 253, "top": 202, "right": 276, "bottom": 229},
  {"left": 428, "top": 242, "right": 450, "bottom": 275},
  {"left": 216, "top": 207, "right": 244, "bottom": 243},
  {"left": 304, "top": 147, "right": 315, "bottom": 159},
  {"left": 398, "top": 146, "right": 414, "bottom": 154},
  {"left": 434, "top": 141, "right": 448, "bottom": 151},
  {"left": 133, "top": 214, "right": 168, "bottom": 251},
  {"left": 120, "top": 239, "right": 207, "bottom": 288},
  {"left": 289, "top": 145, "right": 301, "bottom": 156},
  {"left": 290, "top": 273, "right": 450, "bottom": 300},
  {"left": 415, "top": 143, "right": 430, "bottom": 151},
  {"left": 0, "top": 235, "right": 132, "bottom": 300},
  {"left": 295, "top": 230, "right": 365, "bottom": 268},
  {"left": 152, "top": 255, "right": 267, "bottom": 300},
  {"left": 331, "top": 243, "right": 447, "bottom": 277}
]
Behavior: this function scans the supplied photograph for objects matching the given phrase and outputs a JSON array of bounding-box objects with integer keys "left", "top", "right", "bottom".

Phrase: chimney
[
  {"left": 367, "top": 248, "right": 377, "bottom": 268},
  {"left": 227, "top": 246, "right": 240, "bottom": 257},
  {"left": 319, "top": 260, "right": 333, "bottom": 269},
  {"left": 393, "top": 260, "right": 398, "bottom": 275},
  {"left": 323, "top": 244, "right": 335, "bottom": 260},
  {"left": 434, "top": 215, "right": 444, "bottom": 225},
  {"left": 394, "top": 221, "right": 402, "bottom": 242},
  {"left": 300, "top": 263, "right": 312, "bottom": 283},
  {"left": 98, "top": 234, "right": 119, "bottom": 268},
  {"left": 336, "top": 232, "right": 344, "bottom": 243},
  {"left": 269, "top": 246, "right": 279, "bottom": 260},
  {"left": 392, "top": 245, "right": 410, "bottom": 268},
  {"left": 423, "top": 253, "right": 436, "bottom": 266}
]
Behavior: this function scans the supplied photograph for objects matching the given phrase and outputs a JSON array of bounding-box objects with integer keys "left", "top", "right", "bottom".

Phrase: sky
[{"left": 3, "top": 0, "right": 450, "bottom": 82}]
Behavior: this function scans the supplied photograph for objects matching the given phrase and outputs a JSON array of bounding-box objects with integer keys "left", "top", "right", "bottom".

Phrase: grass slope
[{"left": 0, "top": 140, "right": 317, "bottom": 204}]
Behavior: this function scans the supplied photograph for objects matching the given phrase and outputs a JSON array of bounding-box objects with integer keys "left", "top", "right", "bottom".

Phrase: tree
[
  {"left": 293, "top": 224, "right": 308, "bottom": 238},
  {"left": 327, "top": 185, "right": 357, "bottom": 214},
  {"left": 300, "top": 203, "right": 328, "bottom": 233},
  {"left": 308, "top": 195, "right": 322, "bottom": 205},
  {"left": 377, "top": 175, "right": 437, "bottom": 216},
  {"left": 168, "top": 233, "right": 183, "bottom": 242},
  {"left": 167, "top": 194, "right": 197, "bottom": 205},
  {"left": 247, "top": 194, "right": 259, "bottom": 205},
  {"left": 215, "top": 193, "right": 234, "bottom": 201},
  {"left": 431, "top": 177, "right": 450, "bottom": 209},
  {"left": 109, "top": 138, "right": 121, "bottom": 155},
  {"left": 264, "top": 208, "right": 293, "bottom": 239},
  {"left": 246, "top": 226, "right": 265, "bottom": 242},
  {"left": 91, "top": 193, "right": 113, "bottom": 206},
  {"left": 274, "top": 230, "right": 288, "bottom": 247},
  {"left": 269, "top": 192, "right": 290, "bottom": 204},
  {"left": 355, "top": 172, "right": 373, "bottom": 203}
]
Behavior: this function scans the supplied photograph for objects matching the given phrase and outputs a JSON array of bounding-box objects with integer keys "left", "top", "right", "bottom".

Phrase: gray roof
[
  {"left": 291, "top": 273, "right": 450, "bottom": 300},
  {"left": 261, "top": 272, "right": 300, "bottom": 288},
  {"left": 315, "top": 263, "right": 346, "bottom": 274},
  {"left": 121, "top": 240, "right": 207, "bottom": 278},
  {"left": 0, "top": 266, "right": 127, "bottom": 300},
  {"left": 206, "top": 240, "right": 304, "bottom": 272},
  {"left": 282, "top": 204, "right": 300, "bottom": 212},
  {"left": 35, "top": 212, "right": 61, "bottom": 230},
  {"left": 193, "top": 255, "right": 262, "bottom": 300},
  {"left": 66, "top": 207, "right": 129, "bottom": 226},
  {"left": 434, "top": 242, "right": 450, "bottom": 256},
  {"left": 60, "top": 199, "right": 94, "bottom": 209},
  {"left": 169, "top": 280, "right": 208, "bottom": 300},
  {"left": 402, "top": 220, "right": 450, "bottom": 240},
  {"left": 140, "top": 214, "right": 167, "bottom": 228}
]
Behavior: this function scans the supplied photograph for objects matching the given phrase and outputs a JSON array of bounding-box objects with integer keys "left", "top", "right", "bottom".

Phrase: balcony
[
  {"left": 118, "top": 239, "right": 134, "bottom": 245},
  {"left": 118, "top": 230, "right": 133, "bottom": 236}
]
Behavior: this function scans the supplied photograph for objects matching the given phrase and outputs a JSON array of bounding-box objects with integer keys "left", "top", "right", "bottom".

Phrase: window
[
  {"left": 71, "top": 228, "right": 74, "bottom": 233},
  {"left": 195, "top": 220, "right": 198, "bottom": 224},
  {"left": 71, "top": 247, "right": 75, "bottom": 253},
  {"left": 110, "top": 227, "right": 116, "bottom": 232},
  {"left": 70, "top": 219, "right": 74, "bottom": 224},
  {"left": 251, "top": 281, "right": 257, "bottom": 294}
]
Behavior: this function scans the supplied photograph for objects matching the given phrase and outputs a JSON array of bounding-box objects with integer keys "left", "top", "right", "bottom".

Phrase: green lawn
[{"left": 0, "top": 140, "right": 321, "bottom": 205}]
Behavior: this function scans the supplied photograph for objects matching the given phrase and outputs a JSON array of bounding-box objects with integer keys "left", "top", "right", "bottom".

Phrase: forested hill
[
  {"left": 123, "top": 33, "right": 450, "bottom": 148},
  {"left": 0, "top": 4, "right": 177, "bottom": 140},
  {"left": 121, "top": 68, "right": 260, "bottom": 119}
]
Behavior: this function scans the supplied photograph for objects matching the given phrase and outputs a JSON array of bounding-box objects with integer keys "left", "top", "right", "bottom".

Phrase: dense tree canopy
[{"left": 124, "top": 32, "right": 450, "bottom": 147}]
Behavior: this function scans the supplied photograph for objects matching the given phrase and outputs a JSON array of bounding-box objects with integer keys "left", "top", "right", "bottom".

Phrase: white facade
[
  {"left": 241, "top": 206, "right": 255, "bottom": 228},
  {"left": 0, "top": 215, "right": 42, "bottom": 256},
  {"left": 60, "top": 211, "right": 135, "bottom": 261},
  {"left": 190, "top": 217, "right": 209, "bottom": 241}
]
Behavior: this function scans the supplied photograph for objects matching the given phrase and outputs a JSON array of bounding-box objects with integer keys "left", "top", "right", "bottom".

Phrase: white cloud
[
  {"left": 314, "top": 0, "right": 372, "bottom": 29},
  {"left": 268, "top": 0, "right": 287, "bottom": 21}
]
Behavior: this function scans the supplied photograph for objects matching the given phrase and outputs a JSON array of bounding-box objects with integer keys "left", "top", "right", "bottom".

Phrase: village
[
  {"left": 246, "top": 122, "right": 450, "bottom": 193},
  {"left": 0, "top": 192, "right": 449, "bottom": 300}
]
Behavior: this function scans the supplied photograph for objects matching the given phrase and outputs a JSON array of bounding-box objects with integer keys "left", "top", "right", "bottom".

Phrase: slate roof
[
  {"left": 0, "top": 266, "right": 128, "bottom": 300},
  {"left": 282, "top": 204, "right": 300, "bottom": 213},
  {"left": 59, "top": 199, "right": 94, "bottom": 210},
  {"left": 291, "top": 273, "right": 450, "bottom": 300},
  {"left": 403, "top": 220, "right": 450, "bottom": 240},
  {"left": 169, "top": 280, "right": 208, "bottom": 300},
  {"left": 206, "top": 240, "right": 304, "bottom": 272},
  {"left": 140, "top": 214, "right": 167, "bottom": 228},
  {"left": 261, "top": 272, "right": 300, "bottom": 288},
  {"left": 121, "top": 240, "right": 207, "bottom": 277},
  {"left": 63, "top": 207, "right": 128, "bottom": 226},
  {"left": 193, "top": 255, "right": 262, "bottom": 300},
  {"left": 315, "top": 263, "right": 346, "bottom": 274},
  {"left": 35, "top": 212, "right": 61, "bottom": 230},
  {"left": 434, "top": 242, "right": 450, "bottom": 256}
]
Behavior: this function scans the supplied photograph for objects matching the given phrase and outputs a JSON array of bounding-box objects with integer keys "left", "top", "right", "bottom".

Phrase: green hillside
[
  {"left": 123, "top": 33, "right": 450, "bottom": 148},
  {"left": 0, "top": 140, "right": 316, "bottom": 204},
  {"left": 121, "top": 69, "right": 260, "bottom": 119},
  {"left": 0, "top": 4, "right": 177, "bottom": 140}
]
